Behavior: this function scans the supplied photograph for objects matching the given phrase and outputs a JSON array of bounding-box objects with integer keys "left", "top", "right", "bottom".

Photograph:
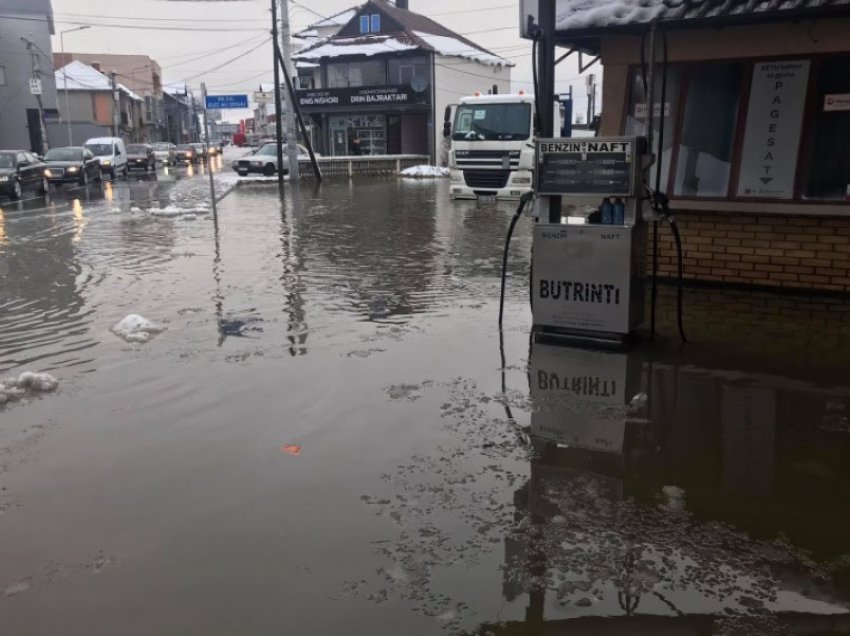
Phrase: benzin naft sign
[{"left": 737, "top": 60, "right": 810, "bottom": 199}]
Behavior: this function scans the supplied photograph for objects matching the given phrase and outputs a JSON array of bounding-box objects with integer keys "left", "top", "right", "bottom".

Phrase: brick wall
[{"left": 649, "top": 212, "right": 850, "bottom": 292}]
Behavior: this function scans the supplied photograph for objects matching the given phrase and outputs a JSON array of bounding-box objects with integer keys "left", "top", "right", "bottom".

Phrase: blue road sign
[{"left": 205, "top": 94, "right": 249, "bottom": 109}]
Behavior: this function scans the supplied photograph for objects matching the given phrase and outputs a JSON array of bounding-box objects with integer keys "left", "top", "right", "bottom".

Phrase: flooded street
[{"left": 2, "top": 164, "right": 850, "bottom": 635}]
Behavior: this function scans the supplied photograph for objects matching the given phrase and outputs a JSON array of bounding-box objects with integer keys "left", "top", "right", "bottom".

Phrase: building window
[
  {"left": 388, "top": 57, "right": 428, "bottom": 87},
  {"left": 624, "top": 67, "right": 683, "bottom": 194},
  {"left": 673, "top": 64, "right": 742, "bottom": 197},
  {"left": 370, "top": 14, "right": 381, "bottom": 33},
  {"left": 0, "top": 66, "right": 6, "bottom": 86},
  {"left": 327, "top": 60, "right": 386, "bottom": 88},
  {"left": 802, "top": 57, "right": 850, "bottom": 201},
  {"left": 360, "top": 15, "right": 369, "bottom": 33}
]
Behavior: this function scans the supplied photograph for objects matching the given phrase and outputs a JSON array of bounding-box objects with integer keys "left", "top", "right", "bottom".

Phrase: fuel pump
[{"left": 531, "top": 136, "right": 649, "bottom": 343}]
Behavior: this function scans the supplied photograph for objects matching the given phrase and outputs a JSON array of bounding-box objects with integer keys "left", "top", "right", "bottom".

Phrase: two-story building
[
  {"left": 52, "top": 61, "right": 143, "bottom": 145},
  {"left": 293, "top": 0, "right": 512, "bottom": 161},
  {"left": 54, "top": 52, "right": 165, "bottom": 142},
  {"left": 0, "top": 0, "right": 59, "bottom": 153}
]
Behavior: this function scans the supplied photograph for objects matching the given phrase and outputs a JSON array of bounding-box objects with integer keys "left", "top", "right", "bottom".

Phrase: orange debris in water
[{"left": 280, "top": 445, "right": 302, "bottom": 456}]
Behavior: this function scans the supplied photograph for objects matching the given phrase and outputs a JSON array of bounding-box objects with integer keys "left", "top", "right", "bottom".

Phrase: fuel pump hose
[
  {"left": 499, "top": 192, "right": 535, "bottom": 327},
  {"left": 649, "top": 189, "right": 688, "bottom": 343}
]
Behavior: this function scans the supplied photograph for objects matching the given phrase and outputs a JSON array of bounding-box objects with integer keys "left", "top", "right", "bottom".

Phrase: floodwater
[{"left": 2, "top": 164, "right": 850, "bottom": 635}]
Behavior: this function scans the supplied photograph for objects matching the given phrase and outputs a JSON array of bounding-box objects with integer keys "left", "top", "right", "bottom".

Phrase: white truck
[{"left": 445, "top": 93, "right": 546, "bottom": 201}]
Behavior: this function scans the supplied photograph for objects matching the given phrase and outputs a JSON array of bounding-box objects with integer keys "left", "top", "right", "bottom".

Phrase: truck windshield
[{"left": 453, "top": 103, "right": 532, "bottom": 141}]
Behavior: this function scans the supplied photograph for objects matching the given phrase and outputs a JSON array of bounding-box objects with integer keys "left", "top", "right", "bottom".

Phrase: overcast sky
[{"left": 49, "top": 0, "right": 595, "bottom": 122}]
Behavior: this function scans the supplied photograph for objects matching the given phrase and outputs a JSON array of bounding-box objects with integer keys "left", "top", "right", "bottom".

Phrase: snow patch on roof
[
  {"left": 413, "top": 31, "right": 511, "bottom": 67},
  {"left": 314, "top": 8, "right": 357, "bottom": 28},
  {"left": 294, "top": 36, "right": 417, "bottom": 60},
  {"left": 164, "top": 82, "right": 189, "bottom": 96},
  {"left": 55, "top": 61, "right": 111, "bottom": 91}
]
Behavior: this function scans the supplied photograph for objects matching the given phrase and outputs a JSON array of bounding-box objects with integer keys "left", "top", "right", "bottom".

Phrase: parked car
[
  {"left": 42, "top": 146, "right": 102, "bottom": 185},
  {"left": 207, "top": 144, "right": 220, "bottom": 157},
  {"left": 151, "top": 142, "right": 176, "bottom": 166},
  {"left": 175, "top": 144, "right": 198, "bottom": 164},
  {"left": 84, "top": 136, "right": 128, "bottom": 179},
  {"left": 191, "top": 143, "right": 208, "bottom": 163},
  {"left": 231, "top": 143, "right": 319, "bottom": 176},
  {"left": 0, "top": 150, "right": 49, "bottom": 200},
  {"left": 126, "top": 144, "right": 156, "bottom": 171}
]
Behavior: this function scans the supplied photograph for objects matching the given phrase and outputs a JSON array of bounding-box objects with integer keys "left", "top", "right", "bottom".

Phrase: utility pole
[
  {"left": 271, "top": 0, "right": 285, "bottom": 191},
  {"left": 201, "top": 82, "right": 217, "bottom": 206},
  {"left": 279, "top": 0, "right": 300, "bottom": 180},
  {"left": 585, "top": 73, "right": 596, "bottom": 127},
  {"left": 22, "top": 37, "right": 49, "bottom": 154},
  {"left": 111, "top": 71, "right": 120, "bottom": 137}
]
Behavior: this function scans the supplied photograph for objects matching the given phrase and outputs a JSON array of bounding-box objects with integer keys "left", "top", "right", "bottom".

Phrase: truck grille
[
  {"left": 455, "top": 150, "right": 520, "bottom": 170},
  {"left": 463, "top": 169, "right": 510, "bottom": 189},
  {"left": 50, "top": 168, "right": 65, "bottom": 178}
]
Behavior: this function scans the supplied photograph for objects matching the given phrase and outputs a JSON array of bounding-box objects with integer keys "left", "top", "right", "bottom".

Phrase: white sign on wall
[
  {"left": 824, "top": 93, "right": 850, "bottom": 112},
  {"left": 737, "top": 60, "right": 810, "bottom": 199},
  {"left": 29, "top": 78, "right": 42, "bottom": 95}
]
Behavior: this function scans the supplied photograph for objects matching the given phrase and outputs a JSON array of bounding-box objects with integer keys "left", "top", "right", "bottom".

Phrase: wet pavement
[{"left": 1, "top": 161, "right": 850, "bottom": 635}]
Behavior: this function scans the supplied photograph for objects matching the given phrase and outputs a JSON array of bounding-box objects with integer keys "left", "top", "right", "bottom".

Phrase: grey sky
[{"left": 49, "top": 0, "right": 592, "bottom": 121}]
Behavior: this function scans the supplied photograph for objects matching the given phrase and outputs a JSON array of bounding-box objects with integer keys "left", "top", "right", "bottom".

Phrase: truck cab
[{"left": 446, "top": 93, "right": 537, "bottom": 201}]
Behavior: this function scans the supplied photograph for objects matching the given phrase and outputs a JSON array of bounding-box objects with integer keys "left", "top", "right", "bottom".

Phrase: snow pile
[
  {"left": 399, "top": 165, "right": 449, "bottom": 179},
  {"left": 148, "top": 204, "right": 210, "bottom": 217},
  {"left": 413, "top": 32, "right": 511, "bottom": 67},
  {"left": 0, "top": 372, "right": 59, "bottom": 405},
  {"left": 111, "top": 314, "right": 164, "bottom": 344}
]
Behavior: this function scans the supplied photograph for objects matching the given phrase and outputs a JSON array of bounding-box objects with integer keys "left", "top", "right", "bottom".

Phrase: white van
[{"left": 83, "top": 137, "right": 128, "bottom": 179}]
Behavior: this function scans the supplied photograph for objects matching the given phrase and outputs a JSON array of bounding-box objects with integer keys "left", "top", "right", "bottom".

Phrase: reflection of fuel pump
[{"left": 531, "top": 136, "right": 649, "bottom": 343}]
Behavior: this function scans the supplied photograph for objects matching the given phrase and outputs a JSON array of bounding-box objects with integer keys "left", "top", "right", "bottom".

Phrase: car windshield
[
  {"left": 0, "top": 153, "right": 15, "bottom": 168},
  {"left": 126, "top": 145, "right": 147, "bottom": 154},
  {"left": 85, "top": 143, "right": 113, "bottom": 156},
  {"left": 452, "top": 103, "right": 532, "bottom": 141},
  {"left": 45, "top": 148, "right": 83, "bottom": 162},
  {"left": 177, "top": 146, "right": 193, "bottom": 151},
  {"left": 256, "top": 144, "right": 279, "bottom": 157},
  {"left": 152, "top": 143, "right": 170, "bottom": 151}
]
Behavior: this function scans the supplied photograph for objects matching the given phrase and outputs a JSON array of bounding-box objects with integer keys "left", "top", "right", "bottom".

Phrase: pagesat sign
[{"left": 824, "top": 93, "right": 850, "bottom": 112}]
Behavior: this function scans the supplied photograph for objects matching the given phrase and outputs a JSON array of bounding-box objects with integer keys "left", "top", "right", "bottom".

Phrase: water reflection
[{"left": 479, "top": 341, "right": 850, "bottom": 633}]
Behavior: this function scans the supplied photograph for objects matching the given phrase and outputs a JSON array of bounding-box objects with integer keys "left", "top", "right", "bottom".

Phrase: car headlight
[
  {"left": 67, "top": 166, "right": 78, "bottom": 173},
  {"left": 512, "top": 176, "right": 531, "bottom": 185},
  {"left": 187, "top": 152, "right": 193, "bottom": 157},
  {"left": 44, "top": 169, "right": 53, "bottom": 177},
  {"left": 0, "top": 175, "right": 10, "bottom": 182},
  {"left": 102, "top": 160, "right": 111, "bottom": 166},
  {"left": 251, "top": 160, "right": 263, "bottom": 165}
]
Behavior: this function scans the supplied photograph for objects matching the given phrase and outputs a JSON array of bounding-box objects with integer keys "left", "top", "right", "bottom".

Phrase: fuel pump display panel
[{"left": 536, "top": 137, "right": 638, "bottom": 197}]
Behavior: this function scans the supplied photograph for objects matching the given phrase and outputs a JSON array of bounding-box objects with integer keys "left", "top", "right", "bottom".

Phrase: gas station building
[
  {"left": 550, "top": 0, "right": 850, "bottom": 293},
  {"left": 292, "top": 0, "right": 512, "bottom": 163}
]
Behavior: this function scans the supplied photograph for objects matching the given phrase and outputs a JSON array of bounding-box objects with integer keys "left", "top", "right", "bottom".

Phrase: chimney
[
  {"left": 91, "top": 62, "right": 101, "bottom": 72},
  {"left": 396, "top": 0, "right": 409, "bottom": 9}
]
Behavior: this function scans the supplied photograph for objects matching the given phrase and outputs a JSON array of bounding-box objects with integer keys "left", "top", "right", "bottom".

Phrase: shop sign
[
  {"left": 296, "top": 85, "right": 429, "bottom": 110},
  {"left": 633, "top": 102, "right": 670, "bottom": 118},
  {"left": 737, "top": 60, "right": 809, "bottom": 199},
  {"left": 824, "top": 93, "right": 850, "bottom": 112}
]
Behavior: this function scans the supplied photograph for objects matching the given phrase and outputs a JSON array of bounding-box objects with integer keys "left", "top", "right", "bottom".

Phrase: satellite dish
[{"left": 410, "top": 76, "right": 428, "bottom": 93}]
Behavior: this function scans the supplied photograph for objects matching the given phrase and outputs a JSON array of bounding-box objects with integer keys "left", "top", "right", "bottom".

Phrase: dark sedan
[
  {"left": 43, "top": 147, "right": 102, "bottom": 185},
  {"left": 0, "top": 150, "right": 49, "bottom": 200},
  {"left": 126, "top": 144, "right": 156, "bottom": 171},
  {"left": 175, "top": 144, "right": 198, "bottom": 164}
]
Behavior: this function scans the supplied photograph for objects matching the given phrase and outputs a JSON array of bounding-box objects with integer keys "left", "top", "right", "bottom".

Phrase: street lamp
[{"left": 60, "top": 25, "right": 91, "bottom": 146}]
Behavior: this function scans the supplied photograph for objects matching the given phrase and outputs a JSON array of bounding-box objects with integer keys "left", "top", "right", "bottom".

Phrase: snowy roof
[
  {"left": 554, "top": 0, "right": 850, "bottom": 32},
  {"left": 294, "top": 36, "right": 418, "bottom": 60},
  {"left": 413, "top": 32, "right": 509, "bottom": 66},
  {"left": 118, "top": 84, "right": 142, "bottom": 101},
  {"left": 55, "top": 61, "right": 111, "bottom": 91},
  {"left": 163, "top": 82, "right": 188, "bottom": 96},
  {"left": 294, "top": 1, "right": 511, "bottom": 67},
  {"left": 294, "top": 7, "right": 359, "bottom": 38}
]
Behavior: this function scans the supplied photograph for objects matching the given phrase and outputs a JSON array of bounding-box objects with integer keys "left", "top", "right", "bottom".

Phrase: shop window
[
  {"left": 388, "top": 57, "right": 429, "bottom": 87},
  {"left": 624, "top": 66, "right": 683, "bottom": 193},
  {"left": 802, "top": 57, "right": 850, "bottom": 201},
  {"left": 673, "top": 64, "right": 742, "bottom": 197},
  {"left": 327, "top": 60, "right": 386, "bottom": 88}
]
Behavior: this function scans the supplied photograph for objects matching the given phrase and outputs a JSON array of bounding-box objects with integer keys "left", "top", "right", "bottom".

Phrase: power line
[
  {"left": 52, "top": 11, "right": 269, "bottom": 24},
  {"left": 163, "top": 35, "right": 268, "bottom": 69},
  {"left": 0, "top": 13, "right": 266, "bottom": 33}
]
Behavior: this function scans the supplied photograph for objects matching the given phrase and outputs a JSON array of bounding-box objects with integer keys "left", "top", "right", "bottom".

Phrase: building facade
[
  {"left": 51, "top": 61, "right": 144, "bottom": 145},
  {"left": 293, "top": 0, "right": 512, "bottom": 162},
  {"left": 0, "top": 0, "right": 59, "bottom": 153},
  {"left": 538, "top": 0, "right": 850, "bottom": 293},
  {"left": 54, "top": 52, "right": 165, "bottom": 142}
]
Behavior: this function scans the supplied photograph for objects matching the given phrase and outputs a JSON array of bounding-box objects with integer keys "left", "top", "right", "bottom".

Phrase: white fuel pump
[{"left": 530, "top": 136, "right": 649, "bottom": 343}]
